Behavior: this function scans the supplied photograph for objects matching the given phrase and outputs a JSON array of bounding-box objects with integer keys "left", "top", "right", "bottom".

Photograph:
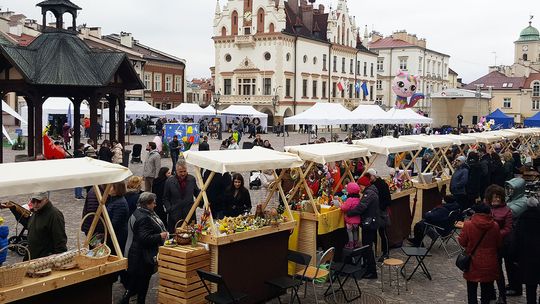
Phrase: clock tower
[
  {"left": 514, "top": 19, "right": 540, "bottom": 65},
  {"left": 243, "top": 0, "right": 253, "bottom": 34}
]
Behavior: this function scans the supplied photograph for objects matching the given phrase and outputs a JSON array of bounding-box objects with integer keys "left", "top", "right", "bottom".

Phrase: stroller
[
  {"left": 249, "top": 171, "right": 262, "bottom": 190},
  {"left": 131, "top": 144, "right": 142, "bottom": 163},
  {"left": 0, "top": 201, "right": 31, "bottom": 256}
]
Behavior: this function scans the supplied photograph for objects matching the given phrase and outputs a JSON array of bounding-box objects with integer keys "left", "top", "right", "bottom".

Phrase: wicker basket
[
  {"left": 0, "top": 244, "right": 30, "bottom": 287},
  {"left": 75, "top": 213, "right": 111, "bottom": 270},
  {"left": 174, "top": 219, "right": 193, "bottom": 245}
]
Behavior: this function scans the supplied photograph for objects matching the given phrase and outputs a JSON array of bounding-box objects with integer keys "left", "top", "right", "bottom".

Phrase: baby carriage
[
  {"left": 131, "top": 144, "right": 142, "bottom": 164},
  {"left": 0, "top": 201, "right": 31, "bottom": 256},
  {"left": 249, "top": 171, "right": 262, "bottom": 190}
]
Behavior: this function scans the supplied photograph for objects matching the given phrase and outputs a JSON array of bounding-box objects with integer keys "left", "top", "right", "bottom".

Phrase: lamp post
[
  {"left": 213, "top": 90, "right": 222, "bottom": 140},
  {"left": 272, "top": 86, "right": 282, "bottom": 130}
]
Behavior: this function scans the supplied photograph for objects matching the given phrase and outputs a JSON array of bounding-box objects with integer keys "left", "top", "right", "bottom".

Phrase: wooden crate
[{"left": 158, "top": 245, "right": 210, "bottom": 304}]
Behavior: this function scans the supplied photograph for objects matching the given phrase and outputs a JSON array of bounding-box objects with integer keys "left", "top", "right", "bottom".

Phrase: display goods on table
[{"left": 0, "top": 158, "right": 132, "bottom": 304}]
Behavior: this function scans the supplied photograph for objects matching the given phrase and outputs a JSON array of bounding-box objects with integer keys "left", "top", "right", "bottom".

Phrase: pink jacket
[{"left": 341, "top": 197, "right": 361, "bottom": 225}]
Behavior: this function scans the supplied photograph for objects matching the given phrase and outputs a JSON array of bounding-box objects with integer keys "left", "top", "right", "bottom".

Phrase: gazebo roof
[
  {"left": 36, "top": 0, "right": 82, "bottom": 10},
  {"left": 0, "top": 32, "right": 142, "bottom": 89}
]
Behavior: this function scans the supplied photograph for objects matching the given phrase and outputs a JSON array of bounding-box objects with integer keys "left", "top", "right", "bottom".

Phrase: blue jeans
[{"left": 75, "top": 187, "right": 83, "bottom": 198}]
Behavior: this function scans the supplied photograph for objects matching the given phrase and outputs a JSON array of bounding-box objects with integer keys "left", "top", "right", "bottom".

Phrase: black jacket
[
  {"left": 152, "top": 177, "right": 168, "bottom": 226},
  {"left": 28, "top": 202, "right": 68, "bottom": 259},
  {"left": 479, "top": 154, "right": 492, "bottom": 192},
  {"left": 98, "top": 147, "right": 113, "bottom": 162},
  {"left": 466, "top": 161, "right": 483, "bottom": 198},
  {"left": 224, "top": 187, "right": 252, "bottom": 217},
  {"left": 125, "top": 189, "right": 142, "bottom": 217},
  {"left": 514, "top": 206, "right": 540, "bottom": 284},
  {"left": 81, "top": 187, "right": 105, "bottom": 235},
  {"left": 491, "top": 160, "right": 506, "bottom": 187},
  {"left": 372, "top": 177, "right": 391, "bottom": 211},
  {"left": 204, "top": 170, "right": 232, "bottom": 218},
  {"left": 347, "top": 185, "right": 380, "bottom": 230},
  {"left": 106, "top": 196, "right": 129, "bottom": 255},
  {"left": 198, "top": 141, "right": 210, "bottom": 151},
  {"left": 127, "top": 208, "right": 166, "bottom": 275}
]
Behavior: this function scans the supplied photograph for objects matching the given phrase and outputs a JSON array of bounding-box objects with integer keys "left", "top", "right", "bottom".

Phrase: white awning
[
  {"left": 166, "top": 103, "right": 213, "bottom": 116},
  {"left": 0, "top": 158, "right": 133, "bottom": 197},
  {"left": 284, "top": 143, "right": 371, "bottom": 164},
  {"left": 485, "top": 130, "right": 520, "bottom": 140},
  {"left": 353, "top": 137, "right": 421, "bottom": 155},
  {"left": 399, "top": 134, "right": 454, "bottom": 149},
  {"left": 507, "top": 128, "right": 540, "bottom": 136},
  {"left": 219, "top": 105, "right": 268, "bottom": 118},
  {"left": 350, "top": 105, "right": 387, "bottom": 124},
  {"left": 183, "top": 147, "right": 303, "bottom": 174},
  {"left": 378, "top": 108, "right": 433, "bottom": 124},
  {"left": 433, "top": 134, "right": 477, "bottom": 145},
  {"left": 462, "top": 132, "right": 503, "bottom": 143},
  {"left": 284, "top": 103, "right": 357, "bottom": 125}
]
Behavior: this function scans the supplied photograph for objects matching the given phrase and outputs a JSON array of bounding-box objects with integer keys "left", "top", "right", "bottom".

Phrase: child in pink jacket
[{"left": 340, "top": 182, "right": 362, "bottom": 249}]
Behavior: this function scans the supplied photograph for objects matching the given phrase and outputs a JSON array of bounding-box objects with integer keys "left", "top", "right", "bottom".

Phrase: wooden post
[
  {"left": 180, "top": 168, "right": 215, "bottom": 231},
  {"left": 25, "top": 98, "right": 35, "bottom": 158},
  {"left": 72, "top": 98, "right": 82, "bottom": 146},
  {"left": 107, "top": 95, "right": 117, "bottom": 142},
  {"left": 34, "top": 96, "right": 43, "bottom": 157},
  {"left": 118, "top": 95, "right": 126, "bottom": 147},
  {"left": 89, "top": 95, "right": 99, "bottom": 147}
]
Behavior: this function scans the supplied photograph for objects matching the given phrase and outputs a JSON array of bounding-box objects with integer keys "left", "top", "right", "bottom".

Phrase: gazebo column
[
  {"left": 34, "top": 97, "right": 43, "bottom": 157},
  {"left": 107, "top": 95, "right": 117, "bottom": 142},
  {"left": 73, "top": 98, "right": 82, "bottom": 146},
  {"left": 25, "top": 97, "right": 35, "bottom": 158},
  {"left": 118, "top": 93, "right": 125, "bottom": 146},
  {"left": 89, "top": 95, "right": 99, "bottom": 147}
]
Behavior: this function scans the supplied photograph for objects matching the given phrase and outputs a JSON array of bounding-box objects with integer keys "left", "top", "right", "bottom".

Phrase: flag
[
  {"left": 337, "top": 79, "right": 344, "bottom": 92},
  {"left": 361, "top": 82, "right": 369, "bottom": 96},
  {"left": 355, "top": 81, "right": 361, "bottom": 93},
  {"left": 67, "top": 103, "right": 72, "bottom": 127}
]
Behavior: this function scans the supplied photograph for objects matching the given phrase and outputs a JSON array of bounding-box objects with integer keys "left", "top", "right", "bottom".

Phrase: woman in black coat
[
  {"left": 224, "top": 173, "right": 252, "bottom": 217},
  {"left": 97, "top": 140, "right": 113, "bottom": 163},
  {"left": 490, "top": 152, "right": 506, "bottom": 187},
  {"left": 204, "top": 170, "right": 232, "bottom": 220},
  {"left": 120, "top": 192, "right": 168, "bottom": 304},
  {"left": 152, "top": 167, "right": 171, "bottom": 227},
  {"left": 514, "top": 197, "right": 540, "bottom": 304},
  {"left": 106, "top": 181, "right": 129, "bottom": 256}
]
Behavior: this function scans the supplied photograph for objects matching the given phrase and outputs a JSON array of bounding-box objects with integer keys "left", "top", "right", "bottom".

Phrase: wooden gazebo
[{"left": 0, "top": 0, "right": 143, "bottom": 163}]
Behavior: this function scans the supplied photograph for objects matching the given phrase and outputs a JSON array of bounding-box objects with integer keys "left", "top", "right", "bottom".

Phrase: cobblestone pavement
[{"left": 0, "top": 132, "right": 528, "bottom": 303}]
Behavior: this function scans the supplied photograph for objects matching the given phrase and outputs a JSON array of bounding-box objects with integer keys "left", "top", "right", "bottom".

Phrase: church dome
[{"left": 518, "top": 22, "right": 540, "bottom": 42}]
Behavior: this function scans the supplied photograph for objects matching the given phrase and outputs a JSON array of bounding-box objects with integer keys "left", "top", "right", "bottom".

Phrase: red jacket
[
  {"left": 458, "top": 213, "right": 502, "bottom": 282},
  {"left": 490, "top": 204, "right": 512, "bottom": 239}
]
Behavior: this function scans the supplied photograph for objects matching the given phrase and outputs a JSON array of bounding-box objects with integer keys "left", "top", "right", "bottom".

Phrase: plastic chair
[
  {"left": 265, "top": 250, "right": 311, "bottom": 304},
  {"left": 296, "top": 247, "right": 336, "bottom": 303},
  {"left": 196, "top": 269, "right": 248, "bottom": 304}
]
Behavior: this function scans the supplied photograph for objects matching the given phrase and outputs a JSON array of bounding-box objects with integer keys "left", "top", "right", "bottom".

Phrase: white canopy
[
  {"left": 462, "top": 132, "right": 503, "bottom": 143},
  {"left": 434, "top": 134, "right": 477, "bottom": 145},
  {"left": 353, "top": 136, "right": 421, "bottom": 155},
  {"left": 0, "top": 158, "right": 132, "bottom": 197},
  {"left": 507, "top": 128, "right": 540, "bottom": 136},
  {"left": 284, "top": 102, "right": 357, "bottom": 125},
  {"left": 350, "top": 105, "right": 387, "bottom": 124},
  {"left": 116, "top": 100, "right": 165, "bottom": 116},
  {"left": 399, "top": 134, "right": 454, "bottom": 149},
  {"left": 167, "top": 103, "right": 210, "bottom": 116},
  {"left": 183, "top": 147, "right": 303, "bottom": 174},
  {"left": 219, "top": 105, "right": 268, "bottom": 118},
  {"left": 284, "top": 143, "right": 371, "bottom": 164},
  {"left": 201, "top": 105, "right": 216, "bottom": 115},
  {"left": 379, "top": 108, "right": 433, "bottom": 124},
  {"left": 486, "top": 130, "right": 520, "bottom": 140}
]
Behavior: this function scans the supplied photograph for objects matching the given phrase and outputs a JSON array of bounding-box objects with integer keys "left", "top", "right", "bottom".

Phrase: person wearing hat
[
  {"left": 365, "top": 168, "right": 392, "bottom": 261},
  {"left": 348, "top": 176, "right": 380, "bottom": 279},
  {"left": 450, "top": 155, "right": 469, "bottom": 210},
  {"left": 27, "top": 192, "right": 68, "bottom": 259}
]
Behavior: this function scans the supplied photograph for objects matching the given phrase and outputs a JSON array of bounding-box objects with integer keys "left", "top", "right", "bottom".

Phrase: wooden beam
[
  {"left": 118, "top": 95, "right": 126, "bottom": 146},
  {"left": 180, "top": 168, "right": 214, "bottom": 231}
]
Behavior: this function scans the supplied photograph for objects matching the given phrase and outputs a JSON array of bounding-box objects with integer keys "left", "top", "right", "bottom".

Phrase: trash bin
[{"left": 123, "top": 150, "right": 131, "bottom": 167}]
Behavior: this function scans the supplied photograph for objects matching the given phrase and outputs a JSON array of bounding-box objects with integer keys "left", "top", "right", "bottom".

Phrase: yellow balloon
[
  {"left": 182, "top": 136, "right": 188, "bottom": 142},
  {"left": 187, "top": 126, "right": 193, "bottom": 134}
]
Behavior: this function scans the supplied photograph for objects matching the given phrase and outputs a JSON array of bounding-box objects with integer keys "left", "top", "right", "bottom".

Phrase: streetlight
[
  {"left": 272, "top": 86, "right": 282, "bottom": 129},
  {"left": 213, "top": 90, "right": 222, "bottom": 140}
]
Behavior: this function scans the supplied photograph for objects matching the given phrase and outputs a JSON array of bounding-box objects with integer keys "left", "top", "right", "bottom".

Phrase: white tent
[
  {"left": 350, "top": 105, "right": 387, "bottom": 124},
  {"left": 284, "top": 102, "right": 357, "bottom": 125},
  {"left": 21, "top": 97, "right": 91, "bottom": 136},
  {"left": 2, "top": 100, "right": 27, "bottom": 145},
  {"left": 104, "top": 100, "right": 165, "bottom": 117},
  {"left": 353, "top": 136, "right": 421, "bottom": 155},
  {"left": 201, "top": 105, "right": 217, "bottom": 115},
  {"left": 434, "top": 134, "right": 477, "bottom": 145},
  {"left": 399, "top": 134, "right": 454, "bottom": 149},
  {"left": 462, "top": 132, "right": 503, "bottom": 144},
  {"left": 379, "top": 108, "right": 433, "bottom": 125},
  {"left": 166, "top": 103, "right": 209, "bottom": 116},
  {"left": 219, "top": 105, "right": 268, "bottom": 130},
  {"left": 285, "top": 143, "right": 371, "bottom": 164}
]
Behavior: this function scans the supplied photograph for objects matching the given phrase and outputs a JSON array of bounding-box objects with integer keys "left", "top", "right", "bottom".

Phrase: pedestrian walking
[{"left": 143, "top": 142, "right": 161, "bottom": 192}]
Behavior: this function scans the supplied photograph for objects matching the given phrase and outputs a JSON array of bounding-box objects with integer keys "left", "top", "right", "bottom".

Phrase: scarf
[
  {"left": 176, "top": 174, "right": 187, "bottom": 198},
  {"left": 137, "top": 207, "right": 167, "bottom": 232}
]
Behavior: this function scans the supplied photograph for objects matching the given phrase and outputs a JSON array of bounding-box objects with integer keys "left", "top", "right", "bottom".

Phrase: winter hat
[
  {"left": 366, "top": 168, "right": 378, "bottom": 177},
  {"left": 456, "top": 156, "right": 467, "bottom": 163},
  {"left": 346, "top": 182, "right": 360, "bottom": 195},
  {"left": 527, "top": 197, "right": 540, "bottom": 208},
  {"left": 472, "top": 203, "right": 491, "bottom": 214},
  {"left": 357, "top": 176, "right": 371, "bottom": 187}
]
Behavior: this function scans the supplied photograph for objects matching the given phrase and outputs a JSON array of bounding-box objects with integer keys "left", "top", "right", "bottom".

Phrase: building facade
[
  {"left": 187, "top": 78, "right": 214, "bottom": 106},
  {"left": 367, "top": 31, "right": 450, "bottom": 115},
  {"left": 212, "top": 0, "right": 377, "bottom": 124}
]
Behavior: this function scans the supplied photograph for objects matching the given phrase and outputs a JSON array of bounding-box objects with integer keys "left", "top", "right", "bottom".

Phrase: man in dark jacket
[
  {"left": 466, "top": 152, "right": 483, "bottom": 207},
  {"left": 27, "top": 192, "right": 68, "bottom": 259},
  {"left": 450, "top": 156, "right": 469, "bottom": 209},
  {"left": 408, "top": 198, "right": 461, "bottom": 247},
  {"left": 348, "top": 176, "right": 379, "bottom": 279},
  {"left": 198, "top": 136, "right": 210, "bottom": 151},
  {"left": 163, "top": 161, "right": 200, "bottom": 232},
  {"left": 366, "top": 169, "right": 391, "bottom": 261},
  {"left": 169, "top": 135, "right": 182, "bottom": 173},
  {"left": 478, "top": 147, "right": 492, "bottom": 199}
]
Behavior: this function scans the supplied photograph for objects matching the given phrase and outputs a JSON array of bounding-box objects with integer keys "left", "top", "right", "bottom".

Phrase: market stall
[
  {"left": 353, "top": 137, "right": 421, "bottom": 247},
  {"left": 283, "top": 143, "right": 371, "bottom": 263},
  {"left": 0, "top": 158, "right": 132, "bottom": 304},
  {"left": 434, "top": 134, "right": 477, "bottom": 156},
  {"left": 175, "top": 147, "right": 302, "bottom": 304},
  {"left": 508, "top": 128, "right": 540, "bottom": 158},
  {"left": 485, "top": 130, "right": 520, "bottom": 153},
  {"left": 462, "top": 131, "right": 503, "bottom": 145}
]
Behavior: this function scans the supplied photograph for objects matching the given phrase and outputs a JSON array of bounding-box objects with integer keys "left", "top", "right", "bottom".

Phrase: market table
[
  {"left": 179, "top": 147, "right": 303, "bottom": 304},
  {"left": 0, "top": 158, "right": 132, "bottom": 304}
]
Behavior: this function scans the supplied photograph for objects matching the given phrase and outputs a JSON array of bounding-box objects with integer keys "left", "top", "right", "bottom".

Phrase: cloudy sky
[{"left": 2, "top": 0, "right": 537, "bottom": 83}]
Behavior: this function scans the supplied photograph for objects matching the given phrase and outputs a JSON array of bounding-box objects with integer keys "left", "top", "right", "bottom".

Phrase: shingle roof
[
  {"left": 524, "top": 73, "right": 540, "bottom": 88},
  {"left": 8, "top": 33, "right": 36, "bottom": 46},
  {"left": 448, "top": 68, "right": 458, "bottom": 75},
  {"left": 463, "top": 71, "right": 526, "bottom": 90},
  {"left": 283, "top": 2, "right": 328, "bottom": 42},
  {"left": 0, "top": 31, "right": 143, "bottom": 89},
  {"left": 36, "top": 0, "right": 81, "bottom": 10},
  {"left": 101, "top": 34, "right": 184, "bottom": 65},
  {"left": 368, "top": 37, "right": 416, "bottom": 49}
]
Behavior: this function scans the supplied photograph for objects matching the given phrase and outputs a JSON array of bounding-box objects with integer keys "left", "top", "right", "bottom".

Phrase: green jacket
[{"left": 28, "top": 201, "right": 68, "bottom": 259}]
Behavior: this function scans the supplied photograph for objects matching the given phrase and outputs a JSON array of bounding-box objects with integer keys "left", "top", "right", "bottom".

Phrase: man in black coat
[
  {"left": 198, "top": 136, "right": 210, "bottom": 151},
  {"left": 163, "top": 162, "right": 200, "bottom": 232},
  {"left": 366, "top": 169, "right": 391, "bottom": 261},
  {"left": 478, "top": 146, "right": 492, "bottom": 199},
  {"left": 408, "top": 199, "right": 461, "bottom": 247}
]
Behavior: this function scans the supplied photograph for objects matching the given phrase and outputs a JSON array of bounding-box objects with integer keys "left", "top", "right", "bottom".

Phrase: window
[
  {"left": 533, "top": 82, "right": 540, "bottom": 97},
  {"left": 376, "top": 80, "right": 382, "bottom": 90},
  {"left": 312, "top": 80, "right": 317, "bottom": 98},
  {"left": 341, "top": 58, "right": 345, "bottom": 73},
  {"left": 223, "top": 79, "right": 232, "bottom": 95},
  {"left": 363, "top": 62, "right": 367, "bottom": 76},
  {"left": 174, "top": 76, "right": 182, "bottom": 92},
  {"left": 332, "top": 82, "right": 337, "bottom": 97},
  {"left": 238, "top": 78, "right": 256, "bottom": 95},
  {"left": 313, "top": 57, "right": 317, "bottom": 65},
  {"left": 263, "top": 78, "right": 272, "bottom": 95},
  {"left": 502, "top": 83, "right": 508, "bottom": 88},
  {"left": 349, "top": 83, "right": 353, "bottom": 98},
  {"left": 369, "top": 85, "right": 374, "bottom": 101},
  {"left": 377, "top": 58, "right": 384, "bottom": 72},
  {"left": 356, "top": 61, "right": 360, "bottom": 75},
  {"left": 244, "top": 27, "right": 251, "bottom": 35},
  {"left": 225, "top": 54, "right": 232, "bottom": 62},
  {"left": 350, "top": 59, "right": 354, "bottom": 74},
  {"left": 144, "top": 72, "right": 152, "bottom": 90},
  {"left": 399, "top": 57, "right": 408, "bottom": 70},
  {"left": 303, "top": 55, "right": 308, "bottom": 63},
  {"left": 376, "top": 96, "right": 383, "bottom": 104},
  {"left": 154, "top": 73, "right": 162, "bottom": 91},
  {"left": 426, "top": 60, "right": 431, "bottom": 75},
  {"left": 503, "top": 98, "right": 511, "bottom": 108},
  {"left": 264, "top": 52, "right": 271, "bottom": 61},
  {"left": 302, "top": 79, "right": 308, "bottom": 97},
  {"left": 231, "top": 11, "right": 238, "bottom": 35},
  {"left": 165, "top": 75, "right": 172, "bottom": 92},
  {"left": 221, "top": 26, "right": 227, "bottom": 36},
  {"left": 437, "top": 62, "right": 441, "bottom": 77},
  {"left": 322, "top": 81, "right": 327, "bottom": 98},
  {"left": 322, "top": 54, "right": 327, "bottom": 71},
  {"left": 523, "top": 54, "right": 528, "bottom": 61},
  {"left": 533, "top": 100, "right": 540, "bottom": 110},
  {"left": 370, "top": 63, "right": 374, "bottom": 77},
  {"left": 285, "top": 79, "right": 291, "bottom": 97},
  {"left": 333, "top": 56, "right": 337, "bottom": 72},
  {"left": 418, "top": 57, "right": 423, "bottom": 72},
  {"left": 286, "top": 53, "right": 291, "bottom": 61}
]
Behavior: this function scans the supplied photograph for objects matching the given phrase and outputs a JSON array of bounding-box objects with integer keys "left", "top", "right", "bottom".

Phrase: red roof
[
  {"left": 463, "top": 71, "right": 526, "bottom": 90},
  {"left": 8, "top": 33, "right": 36, "bottom": 46},
  {"left": 368, "top": 37, "right": 415, "bottom": 49},
  {"left": 524, "top": 73, "right": 540, "bottom": 88}
]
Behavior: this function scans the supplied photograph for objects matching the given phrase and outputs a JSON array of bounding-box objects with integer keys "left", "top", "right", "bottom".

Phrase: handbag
[
  {"left": 361, "top": 216, "right": 378, "bottom": 230},
  {"left": 455, "top": 229, "right": 487, "bottom": 272}
]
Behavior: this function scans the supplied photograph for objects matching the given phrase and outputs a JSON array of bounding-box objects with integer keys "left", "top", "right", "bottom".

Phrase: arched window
[
  {"left": 337, "top": 26, "right": 340, "bottom": 44},
  {"left": 231, "top": 11, "right": 238, "bottom": 36},
  {"left": 533, "top": 81, "right": 540, "bottom": 97},
  {"left": 269, "top": 23, "right": 275, "bottom": 33},
  {"left": 346, "top": 31, "right": 349, "bottom": 47},
  {"left": 523, "top": 53, "right": 528, "bottom": 61},
  {"left": 257, "top": 8, "right": 265, "bottom": 33},
  {"left": 221, "top": 26, "right": 227, "bottom": 36}
]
